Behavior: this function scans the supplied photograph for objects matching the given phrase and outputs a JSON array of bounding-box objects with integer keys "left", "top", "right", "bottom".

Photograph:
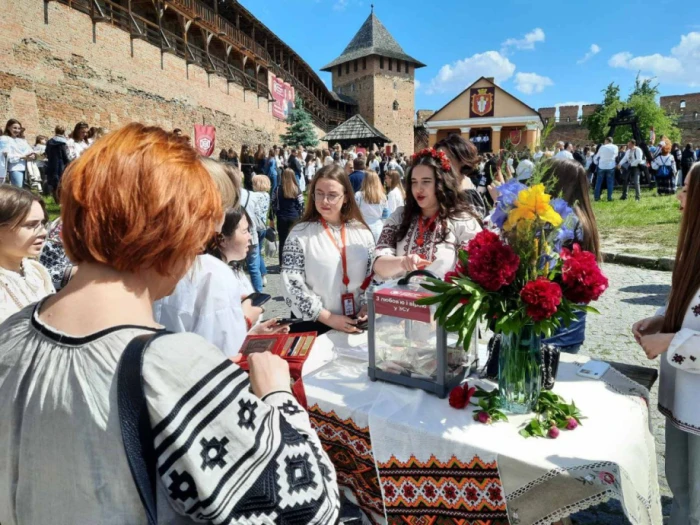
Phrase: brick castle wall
[{"left": 0, "top": 1, "right": 327, "bottom": 151}]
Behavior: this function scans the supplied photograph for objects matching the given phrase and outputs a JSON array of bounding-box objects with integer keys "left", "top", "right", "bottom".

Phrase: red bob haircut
[{"left": 61, "top": 122, "right": 222, "bottom": 276}]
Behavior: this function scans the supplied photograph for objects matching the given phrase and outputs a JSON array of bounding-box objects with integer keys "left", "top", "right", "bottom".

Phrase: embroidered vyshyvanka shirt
[
  {"left": 0, "top": 303, "right": 340, "bottom": 524},
  {"left": 374, "top": 207, "right": 481, "bottom": 280},
  {"left": 0, "top": 259, "right": 54, "bottom": 323},
  {"left": 658, "top": 289, "right": 700, "bottom": 436}
]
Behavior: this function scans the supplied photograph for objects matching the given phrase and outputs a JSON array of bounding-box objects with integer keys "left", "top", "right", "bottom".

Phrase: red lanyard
[
  {"left": 415, "top": 214, "right": 437, "bottom": 247},
  {"left": 320, "top": 218, "right": 350, "bottom": 289}
]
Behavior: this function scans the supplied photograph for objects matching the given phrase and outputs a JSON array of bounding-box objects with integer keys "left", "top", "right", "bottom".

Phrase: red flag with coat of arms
[{"left": 194, "top": 124, "right": 216, "bottom": 157}]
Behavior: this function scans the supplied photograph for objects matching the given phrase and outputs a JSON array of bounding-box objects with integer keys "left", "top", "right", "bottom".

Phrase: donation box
[{"left": 367, "top": 270, "right": 477, "bottom": 398}]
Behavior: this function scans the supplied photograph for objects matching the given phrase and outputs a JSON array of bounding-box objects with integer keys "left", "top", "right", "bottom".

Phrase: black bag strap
[{"left": 117, "top": 331, "right": 170, "bottom": 525}]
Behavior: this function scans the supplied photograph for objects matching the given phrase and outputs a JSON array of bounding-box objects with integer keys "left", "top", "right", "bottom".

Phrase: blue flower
[
  {"left": 551, "top": 198, "right": 573, "bottom": 221},
  {"left": 496, "top": 180, "right": 527, "bottom": 209},
  {"left": 491, "top": 207, "right": 508, "bottom": 229}
]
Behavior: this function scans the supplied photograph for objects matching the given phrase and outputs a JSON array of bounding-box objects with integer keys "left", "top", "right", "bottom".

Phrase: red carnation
[
  {"left": 465, "top": 231, "right": 520, "bottom": 292},
  {"left": 520, "top": 278, "right": 562, "bottom": 322},
  {"left": 560, "top": 244, "right": 608, "bottom": 304}
]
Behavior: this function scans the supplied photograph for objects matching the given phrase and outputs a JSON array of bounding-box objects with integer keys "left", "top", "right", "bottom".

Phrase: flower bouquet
[{"left": 418, "top": 181, "right": 608, "bottom": 413}]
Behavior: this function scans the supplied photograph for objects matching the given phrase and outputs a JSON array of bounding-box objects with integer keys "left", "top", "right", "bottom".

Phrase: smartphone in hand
[{"left": 244, "top": 292, "right": 272, "bottom": 308}]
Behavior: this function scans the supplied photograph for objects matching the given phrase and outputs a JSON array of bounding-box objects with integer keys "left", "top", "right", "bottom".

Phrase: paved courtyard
[{"left": 262, "top": 259, "right": 673, "bottom": 523}]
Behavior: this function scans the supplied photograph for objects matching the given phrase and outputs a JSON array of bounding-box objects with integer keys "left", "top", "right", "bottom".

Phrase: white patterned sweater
[
  {"left": 659, "top": 288, "right": 700, "bottom": 436},
  {"left": 0, "top": 259, "right": 54, "bottom": 324},
  {"left": 0, "top": 304, "right": 340, "bottom": 524},
  {"left": 281, "top": 220, "right": 375, "bottom": 321}
]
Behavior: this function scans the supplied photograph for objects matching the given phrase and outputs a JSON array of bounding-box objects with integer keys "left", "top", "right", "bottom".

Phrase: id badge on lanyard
[{"left": 341, "top": 292, "right": 356, "bottom": 317}]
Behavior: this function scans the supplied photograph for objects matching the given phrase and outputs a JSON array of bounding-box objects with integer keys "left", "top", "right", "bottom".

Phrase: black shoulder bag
[{"left": 117, "top": 332, "right": 171, "bottom": 525}]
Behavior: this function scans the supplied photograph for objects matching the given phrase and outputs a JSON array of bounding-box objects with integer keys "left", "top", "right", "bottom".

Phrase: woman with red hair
[
  {"left": 0, "top": 123, "right": 339, "bottom": 524},
  {"left": 652, "top": 140, "right": 678, "bottom": 195}
]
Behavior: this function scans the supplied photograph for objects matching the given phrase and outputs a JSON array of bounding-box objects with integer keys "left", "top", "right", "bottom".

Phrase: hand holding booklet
[{"left": 236, "top": 332, "right": 318, "bottom": 407}]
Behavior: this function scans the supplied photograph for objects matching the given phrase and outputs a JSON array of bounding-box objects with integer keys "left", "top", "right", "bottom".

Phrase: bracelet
[
  {"left": 245, "top": 316, "right": 252, "bottom": 331},
  {"left": 262, "top": 390, "right": 293, "bottom": 402}
]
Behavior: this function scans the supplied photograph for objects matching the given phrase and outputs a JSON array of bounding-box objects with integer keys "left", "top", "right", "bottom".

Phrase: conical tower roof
[{"left": 321, "top": 11, "right": 425, "bottom": 71}]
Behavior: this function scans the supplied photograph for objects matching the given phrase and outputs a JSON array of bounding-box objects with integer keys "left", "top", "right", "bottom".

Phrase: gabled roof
[
  {"left": 321, "top": 114, "right": 391, "bottom": 143},
  {"left": 426, "top": 76, "right": 543, "bottom": 124},
  {"left": 329, "top": 91, "right": 358, "bottom": 105},
  {"left": 321, "top": 12, "right": 426, "bottom": 71}
]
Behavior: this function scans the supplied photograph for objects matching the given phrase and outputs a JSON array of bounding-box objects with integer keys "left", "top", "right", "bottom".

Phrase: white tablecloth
[{"left": 302, "top": 332, "right": 662, "bottom": 525}]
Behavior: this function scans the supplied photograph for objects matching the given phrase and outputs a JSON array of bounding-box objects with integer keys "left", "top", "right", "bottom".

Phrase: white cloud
[
  {"left": 501, "top": 28, "right": 545, "bottom": 52},
  {"left": 577, "top": 44, "right": 601, "bottom": 64},
  {"left": 514, "top": 72, "right": 553, "bottom": 94},
  {"left": 333, "top": 0, "right": 348, "bottom": 11},
  {"left": 608, "top": 32, "right": 700, "bottom": 85},
  {"left": 414, "top": 79, "right": 421, "bottom": 90},
  {"left": 426, "top": 51, "right": 516, "bottom": 95}
]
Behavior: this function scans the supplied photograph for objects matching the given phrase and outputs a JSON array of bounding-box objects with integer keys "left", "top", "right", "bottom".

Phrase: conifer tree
[{"left": 280, "top": 96, "right": 319, "bottom": 148}]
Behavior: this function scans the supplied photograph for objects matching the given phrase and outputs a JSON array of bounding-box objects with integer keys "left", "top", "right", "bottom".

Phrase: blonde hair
[
  {"left": 385, "top": 170, "right": 405, "bottom": 199},
  {"left": 281, "top": 168, "right": 299, "bottom": 199},
  {"left": 360, "top": 170, "right": 386, "bottom": 204},
  {"left": 200, "top": 157, "right": 237, "bottom": 210},
  {"left": 252, "top": 174, "right": 271, "bottom": 192}
]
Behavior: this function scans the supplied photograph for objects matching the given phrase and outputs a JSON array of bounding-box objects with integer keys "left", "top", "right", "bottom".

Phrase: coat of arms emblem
[{"left": 471, "top": 88, "right": 494, "bottom": 117}]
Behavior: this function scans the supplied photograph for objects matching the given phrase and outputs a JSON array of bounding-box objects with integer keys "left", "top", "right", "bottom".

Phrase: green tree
[
  {"left": 280, "top": 96, "right": 319, "bottom": 148},
  {"left": 583, "top": 77, "right": 680, "bottom": 144}
]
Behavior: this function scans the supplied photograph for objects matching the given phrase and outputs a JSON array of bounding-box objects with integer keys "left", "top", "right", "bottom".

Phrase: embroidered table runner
[{"left": 303, "top": 334, "right": 662, "bottom": 525}]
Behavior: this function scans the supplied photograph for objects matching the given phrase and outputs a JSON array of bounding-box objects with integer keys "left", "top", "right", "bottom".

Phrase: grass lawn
[
  {"left": 44, "top": 195, "right": 60, "bottom": 221},
  {"left": 591, "top": 188, "right": 680, "bottom": 258}
]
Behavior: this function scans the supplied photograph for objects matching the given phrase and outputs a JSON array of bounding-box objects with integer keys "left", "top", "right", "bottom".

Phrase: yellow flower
[{"left": 504, "top": 184, "right": 563, "bottom": 231}]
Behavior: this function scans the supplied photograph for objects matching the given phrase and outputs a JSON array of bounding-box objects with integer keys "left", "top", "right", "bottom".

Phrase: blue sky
[{"left": 240, "top": 0, "right": 700, "bottom": 114}]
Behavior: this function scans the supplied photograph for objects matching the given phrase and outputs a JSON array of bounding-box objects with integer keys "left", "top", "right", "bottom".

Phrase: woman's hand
[
  {"left": 632, "top": 315, "right": 665, "bottom": 344},
  {"left": 249, "top": 318, "right": 290, "bottom": 336},
  {"left": 402, "top": 254, "right": 431, "bottom": 272},
  {"left": 639, "top": 333, "right": 674, "bottom": 360},
  {"left": 242, "top": 297, "right": 263, "bottom": 325},
  {"left": 324, "top": 313, "right": 362, "bottom": 334},
  {"left": 357, "top": 305, "right": 368, "bottom": 322},
  {"left": 487, "top": 179, "right": 503, "bottom": 203},
  {"left": 247, "top": 352, "right": 292, "bottom": 398}
]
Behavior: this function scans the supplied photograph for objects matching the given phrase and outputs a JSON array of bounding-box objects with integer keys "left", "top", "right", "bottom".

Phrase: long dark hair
[
  {"left": 3, "top": 119, "right": 21, "bottom": 136},
  {"left": 71, "top": 121, "right": 89, "bottom": 142},
  {"left": 435, "top": 134, "right": 479, "bottom": 181},
  {"left": 206, "top": 206, "right": 248, "bottom": 263},
  {"left": 542, "top": 159, "right": 602, "bottom": 262},
  {"left": 396, "top": 153, "right": 474, "bottom": 243},
  {"left": 299, "top": 164, "right": 369, "bottom": 229},
  {"left": 663, "top": 165, "right": 700, "bottom": 333}
]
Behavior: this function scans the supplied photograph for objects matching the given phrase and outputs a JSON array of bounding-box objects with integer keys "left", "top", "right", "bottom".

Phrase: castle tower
[{"left": 321, "top": 8, "right": 425, "bottom": 155}]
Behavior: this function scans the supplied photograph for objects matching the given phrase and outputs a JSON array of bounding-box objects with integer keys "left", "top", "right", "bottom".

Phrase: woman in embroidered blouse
[
  {"left": 652, "top": 141, "right": 678, "bottom": 196},
  {"left": 282, "top": 164, "right": 375, "bottom": 335},
  {"left": 385, "top": 169, "right": 406, "bottom": 214},
  {"left": 0, "top": 124, "right": 340, "bottom": 525},
  {"left": 0, "top": 186, "right": 54, "bottom": 323},
  {"left": 632, "top": 164, "right": 700, "bottom": 524},
  {"left": 67, "top": 121, "right": 90, "bottom": 161},
  {"left": 373, "top": 148, "right": 482, "bottom": 281},
  {"left": 0, "top": 119, "right": 36, "bottom": 187}
]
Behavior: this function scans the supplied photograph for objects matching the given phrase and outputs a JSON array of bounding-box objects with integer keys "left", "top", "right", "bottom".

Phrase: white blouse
[
  {"left": 355, "top": 191, "right": 388, "bottom": 242},
  {"left": 281, "top": 220, "right": 375, "bottom": 321},
  {"left": 386, "top": 187, "right": 405, "bottom": 214},
  {"left": 153, "top": 254, "right": 252, "bottom": 357},
  {"left": 67, "top": 138, "right": 90, "bottom": 161},
  {"left": 0, "top": 136, "right": 33, "bottom": 179},
  {"left": 0, "top": 259, "right": 55, "bottom": 324},
  {"left": 375, "top": 207, "right": 482, "bottom": 280},
  {"left": 658, "top": 287, "right": 700, "bottom": 435}
]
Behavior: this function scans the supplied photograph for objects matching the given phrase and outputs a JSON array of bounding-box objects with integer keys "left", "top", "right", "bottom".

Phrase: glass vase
[{"left": 498, "top": 325, "right": 541, "bottom": 414}]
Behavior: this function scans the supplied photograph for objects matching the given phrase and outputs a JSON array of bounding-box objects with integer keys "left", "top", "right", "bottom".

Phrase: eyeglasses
[
  {"left": 313, "top": 191, "right": 344, "bottom": 204},
  {"left": 22, "top": 220, "right": 49, "bottom": 233}
]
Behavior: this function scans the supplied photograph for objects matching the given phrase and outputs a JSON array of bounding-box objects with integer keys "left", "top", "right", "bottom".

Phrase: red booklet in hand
[{"left": 236, "top": 332, "right": 317, "bottom": 408}]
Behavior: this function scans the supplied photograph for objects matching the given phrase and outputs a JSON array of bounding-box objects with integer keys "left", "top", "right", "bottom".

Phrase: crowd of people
[{"left": 0, "top": 119, "right": 699, "bottom": 523}]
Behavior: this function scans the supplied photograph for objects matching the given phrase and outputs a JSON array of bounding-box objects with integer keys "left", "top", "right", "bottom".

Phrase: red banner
[
  {"left": 194, "top": 124, "right": 216, "bottom": 157},
  {"left": 373, "top": 288, "right": 432, "bottom": 323},
  {"left": 269, "top": 73, "right": 295, "bottom": 121}
]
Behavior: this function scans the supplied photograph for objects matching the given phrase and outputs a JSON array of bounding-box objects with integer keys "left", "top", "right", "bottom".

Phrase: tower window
[
  {"left": 338, "top": 65, "right": 342, "bottom": 77},
  {"left": 393, "top": 100, "right": 399, "bottom": 111},
  {"left": 380, "top": 57, "right": 384, "bottom": 69},
  {"left": 405, "top": 62, "right": 409, "bottom": 74},
  {"left": 363, "top": 57, "right": 367, "bottom": 70},
  {"left": 680, "top": 100, "right": 687, "bottom": 109},
  {"left": 354, "top": 60, "right": 358, "bottom": 72},
  {"left": 388, "top": 59, "right": 392, "bottom": 71}
]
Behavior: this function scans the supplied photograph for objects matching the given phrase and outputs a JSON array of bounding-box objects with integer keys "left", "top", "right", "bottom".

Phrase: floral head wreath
[{"left": 411, "top": 148, "right": 452, "bottom": 172}]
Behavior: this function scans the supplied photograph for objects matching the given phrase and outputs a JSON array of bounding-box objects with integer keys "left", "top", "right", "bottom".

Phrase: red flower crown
[{"left": 411, "top": 148, "right": 452, "bottom": 172}]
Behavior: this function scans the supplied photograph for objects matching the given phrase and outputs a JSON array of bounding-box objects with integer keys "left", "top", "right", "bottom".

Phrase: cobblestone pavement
[{"left": 261, "top": 258, "right": 673, "bottom": 523}]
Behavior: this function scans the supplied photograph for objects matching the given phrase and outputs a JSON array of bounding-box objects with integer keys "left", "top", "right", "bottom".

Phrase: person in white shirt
[
  {"left": 515, "top": 151, "right": 535, "bottom": 182},
  {"left": 632, "top": 165, "right": 700, "bottom": 524},
  {"left": 652, "top": 141, "right": 678, "bottom": 196},
  {"left": 385, "top": 169, "right": 405, "bottom": 213},
  {"left": 554, "top": 141, "right": 574, "bottom": 160},
  {"left": 533, "top": 146, "right": 544, "bottom": 161},
  {"left": 67, "top": 122, "right": 90, "bottom": 161},
  {"left": 368, "top": 152, "right": 380, "bottom": 173},
  {"left": 387, "top": 155, "right": 405, "bottom": 178},
  {"left": 593, "top": 137, "right": 619, "bottom": 201},
  {"left": 618, "top": 139, "right": 644, "bottom": 201},
  {"left": 0, "top": 119, "right": 35, "bottom": 187},
  {"left": 355, "top": 169, "right": 389, "bottom": 241}
]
